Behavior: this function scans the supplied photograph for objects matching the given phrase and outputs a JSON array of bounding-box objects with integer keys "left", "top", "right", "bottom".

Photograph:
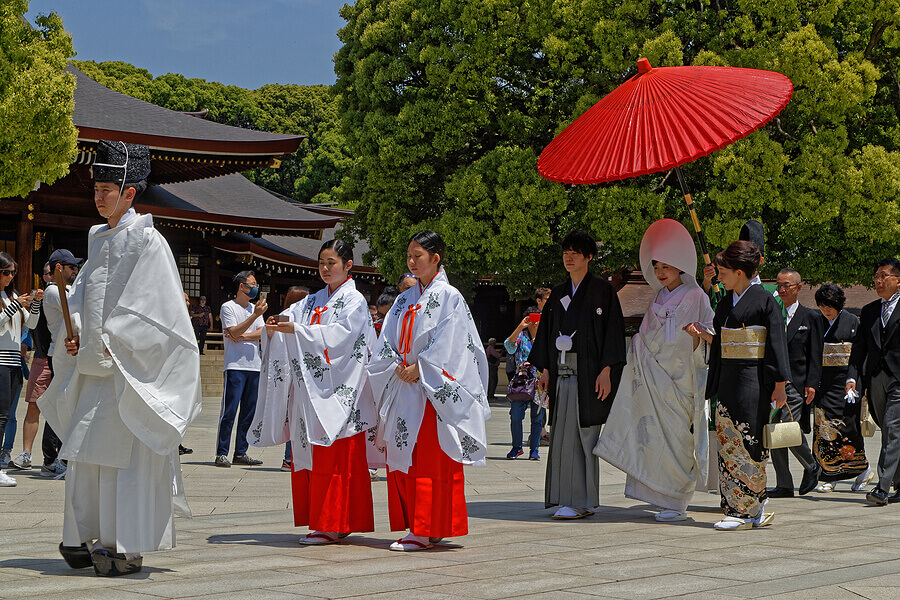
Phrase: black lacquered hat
[
  {"left": 739, "top": 219, "right": 765, "bottom": 256},
  {"left": 92, "top": 140, "right": 151, "bottom": 183}
]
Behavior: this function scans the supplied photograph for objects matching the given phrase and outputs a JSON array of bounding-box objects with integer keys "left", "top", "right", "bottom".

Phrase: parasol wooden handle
[
  {"left": 53, "top": 269, "right": 74, "bottom": 340},
  {"left": 675, "top": 166, "right": 720, "bottom": 293}
]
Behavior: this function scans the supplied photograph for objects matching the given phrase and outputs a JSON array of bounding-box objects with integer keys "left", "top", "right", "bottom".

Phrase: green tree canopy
[
  {"left": 335, "top": 0, "right": 900, "bottom": 295},
  {"left": 73, "top": 60, "right": 353, "bottom": 206},
  {"left": 0, "top": 1, "right": 77, "bottom": 198}
]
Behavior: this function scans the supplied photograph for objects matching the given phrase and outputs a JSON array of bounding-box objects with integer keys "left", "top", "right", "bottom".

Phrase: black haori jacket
[{"left": 530, "top": 272, "right": 627, "bottom": 427}]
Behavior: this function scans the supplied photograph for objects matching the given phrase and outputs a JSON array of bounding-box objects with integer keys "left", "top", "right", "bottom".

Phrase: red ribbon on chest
[{"left": 398, "top": 304, "right": 421, "bottom": 366}]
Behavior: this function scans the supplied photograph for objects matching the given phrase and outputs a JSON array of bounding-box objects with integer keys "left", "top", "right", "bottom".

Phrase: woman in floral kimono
[
  {"left": 253, "top": 239, "right": 378, "bottom": 545},
  {"left": 367, "top": 231, "right": 490, "bottom": 552},
  {"left": 812, "top": 283, "right": 871, "bottom": 492},
  {"left": 595, "top": 219, "right": 713, "bottom": 522},
  {"left": 685, "top": 241, "right": 790, "bottom": 531}
]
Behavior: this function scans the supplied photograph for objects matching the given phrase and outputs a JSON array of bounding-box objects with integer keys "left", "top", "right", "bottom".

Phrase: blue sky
[{"left": 26, "top": 0, "right": 349, "bottom": 89}]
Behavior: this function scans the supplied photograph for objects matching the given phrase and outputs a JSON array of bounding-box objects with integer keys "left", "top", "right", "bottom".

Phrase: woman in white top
[{"left": 0, "top": 252, "right": 42, "bottom": 487}]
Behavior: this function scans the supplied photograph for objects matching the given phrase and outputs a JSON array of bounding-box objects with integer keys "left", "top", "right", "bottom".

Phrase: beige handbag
[
  {"left": 861, "top": 397, "right": 877, "bottom": 438},
  {"left": 763, "top": 402, "right": 803, "bottom": 449}
]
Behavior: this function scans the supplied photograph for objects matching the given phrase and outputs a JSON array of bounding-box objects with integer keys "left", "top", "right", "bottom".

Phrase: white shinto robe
[
  {"left": 594, "top": 282, "right": 713, "bottom": 512},
  {"left": 367, "top": 269, "right": 490, "bottom": 472},
  {"left": 251, "top": 278, "right": 381, "bottom": 470},
  {"left": 38, "top": 212, "right": 201, "bottom": 553}
]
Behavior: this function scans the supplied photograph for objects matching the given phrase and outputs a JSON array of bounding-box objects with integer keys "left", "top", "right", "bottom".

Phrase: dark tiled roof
[
  {"left": 71, "top": 66, "right": 303, "bottom": 156},
  {"left": 210, "top": 227, "right": 376, "bottom": 273},
  {"left": 136, "top": 173, "right": 339, "bottom": 234}
]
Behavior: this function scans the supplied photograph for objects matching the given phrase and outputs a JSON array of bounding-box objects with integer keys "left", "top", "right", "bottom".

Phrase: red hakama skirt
[
  {"left": 290, "top": 431, "right": 374, "bottom": 533},
  {"left": 386, "top": 402, "right": 468, "bottom": 537}
]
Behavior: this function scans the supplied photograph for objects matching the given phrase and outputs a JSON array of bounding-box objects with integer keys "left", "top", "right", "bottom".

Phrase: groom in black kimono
[{"left": 531, "top": 231, "right": 626, "bottom": 519}]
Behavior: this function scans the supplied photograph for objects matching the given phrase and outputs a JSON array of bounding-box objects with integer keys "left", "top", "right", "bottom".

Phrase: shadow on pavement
[
  {"left": 0, "top": 557, "right": 171, "bottom": 578},
  {"left": 468, "top": 500, "right": 715, "bottom": 529}
]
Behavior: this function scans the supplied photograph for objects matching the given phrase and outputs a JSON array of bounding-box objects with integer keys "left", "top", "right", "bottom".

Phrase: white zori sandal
[
  {"left": 389, "top": 533, "right": 433, "bottom": 552},
  {"left": 714, "top": 516, "right": 753, "bottom": 531},
  {"left": 298, "top": 531, "right": 341, "bottom": 545},
  {"left": 751, "top": 499, "right": 774, "bottom": 528},
  {"left": 816, "top": 482, "right": 835, "bottom": 493},
  {"left": 852, "top": 467, "right": 874, "bottom": 492},
  {"left": 655, "top": 509, "right": 688, "bottom": 522},
  {"left": 551, "top": 506, "right": 593, "bottom": 520}
]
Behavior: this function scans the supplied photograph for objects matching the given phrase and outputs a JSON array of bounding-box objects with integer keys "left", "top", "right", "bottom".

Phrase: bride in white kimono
[
  {"left": 251, "top": 239, "right": 379, "bottom": 545},
  {"left": 594, "top": 219, "right": 713, "bottom": 522},
  {"left": 367, "top": 231, "right": 490, "bottom": 552}
]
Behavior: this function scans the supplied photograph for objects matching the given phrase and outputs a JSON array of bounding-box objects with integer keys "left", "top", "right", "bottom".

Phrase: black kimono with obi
[
  {"left": 706, "top": 283, "right": 791, "bottom": 518},
  {"left": 530, "top": 272, "right": 627, "bottom": 427},
  {"left": 813, "top": 310, "right": 868, "bottom": 481}
]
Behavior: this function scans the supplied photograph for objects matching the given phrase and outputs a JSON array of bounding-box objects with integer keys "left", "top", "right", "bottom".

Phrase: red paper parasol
[{"left": 538, "top": 58, "right": 793, "bottom": 287}]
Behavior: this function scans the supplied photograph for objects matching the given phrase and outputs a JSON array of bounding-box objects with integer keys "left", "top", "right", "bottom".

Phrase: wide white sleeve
[
  {"left": 103, "top": 229, "right": 202, "bottom": 454},
  {"left": 416, "top": 293, "right": 491, "bottom": 465},
  {"left": 251, "top": 307, "right": 293, "bottom": 448},
  {"left": 288, "top": 294, "right": 372, "bottom": 444}
]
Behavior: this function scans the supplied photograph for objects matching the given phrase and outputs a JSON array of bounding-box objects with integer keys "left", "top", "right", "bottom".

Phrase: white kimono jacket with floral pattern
[
  {"left": 367, "top": 269, "right": 490, "bottom": 473},
  {"left": 252, "top": 278, "right": 379, "bottom": 471}
]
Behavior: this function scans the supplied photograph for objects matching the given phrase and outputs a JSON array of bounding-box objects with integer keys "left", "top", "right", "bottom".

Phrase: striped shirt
[{"left": 0, "top": 293, "right": 40, "bottom": 368}]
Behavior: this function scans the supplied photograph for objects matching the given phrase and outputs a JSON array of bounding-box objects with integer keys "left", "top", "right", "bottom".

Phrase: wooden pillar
[
  {"left": 16, "top": 209, "right": 34, "bottom": 293},
  {"left": 207, "top": 247, "right": 221, "bottom": 330}
]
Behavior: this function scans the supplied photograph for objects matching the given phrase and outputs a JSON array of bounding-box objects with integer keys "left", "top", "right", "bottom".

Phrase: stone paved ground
[{"left": 1, "top": 395, "right": 898, "bottom": 600}]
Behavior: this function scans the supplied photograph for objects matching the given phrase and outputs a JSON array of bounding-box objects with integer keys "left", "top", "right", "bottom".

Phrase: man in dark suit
[
  {"left": 847, "top": 257, "right": 900, "bottom": 505},
  {"left": 768, "top": 268, "right": 824, "bottom": 498}
]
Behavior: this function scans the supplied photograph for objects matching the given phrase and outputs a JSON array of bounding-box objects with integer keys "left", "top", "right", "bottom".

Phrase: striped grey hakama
[{"left": 545, "top": 354, "right": 602, "bottom": 509}]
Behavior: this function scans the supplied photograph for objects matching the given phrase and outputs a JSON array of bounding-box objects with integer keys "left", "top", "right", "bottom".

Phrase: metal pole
[{"left": 674, "top": 166, "right": 719, "bottom": 293}]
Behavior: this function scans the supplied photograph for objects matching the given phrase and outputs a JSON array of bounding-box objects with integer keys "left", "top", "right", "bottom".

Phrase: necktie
[
  {"left": 782, "top": 305, "right": 788, "bottom": 328},
  {"left": 883, "top": 300, "right": 891, "bottom": 327}
]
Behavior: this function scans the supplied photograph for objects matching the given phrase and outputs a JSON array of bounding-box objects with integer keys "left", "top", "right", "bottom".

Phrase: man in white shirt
[
  {"left": 768, "top": 268, "right": 823, "bottom": 498},
  {"left": 216, "top": 271, "right": 267, "bottom": 467},
  {"left": 9, "top": 251, "right": 80, "bottom": 476}
]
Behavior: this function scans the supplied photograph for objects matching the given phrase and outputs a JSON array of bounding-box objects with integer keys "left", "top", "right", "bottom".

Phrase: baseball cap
[{"left": 49, "top": 249, "right": 83, "bottom": 267}]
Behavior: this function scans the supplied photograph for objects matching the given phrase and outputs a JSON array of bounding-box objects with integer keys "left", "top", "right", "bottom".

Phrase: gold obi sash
[
  {"left": 721, "top": 326, "right": 767, "bottom": 360},
  {"left": 822, "top": 342, "right": 852, "bottom": 367}
]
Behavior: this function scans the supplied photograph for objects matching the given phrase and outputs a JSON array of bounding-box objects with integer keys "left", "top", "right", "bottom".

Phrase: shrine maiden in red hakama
[
  {"left": 252, "top": 241, "right": 379, "bottom": 545},
  {"left": 367, "top": 231, "right": 490, "bottom": 552}
]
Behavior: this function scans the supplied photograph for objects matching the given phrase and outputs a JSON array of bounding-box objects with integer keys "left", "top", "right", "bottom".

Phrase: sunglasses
[{"left": 0, "top": 270, "right": 15, "bottom": 277}]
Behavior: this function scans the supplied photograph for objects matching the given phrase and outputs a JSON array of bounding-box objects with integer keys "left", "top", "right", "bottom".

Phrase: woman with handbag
[
  {"left": 812, "top": 283, "right": 872, "bottom": 492},
  {"left": 504, "top": 307, "right": 543, "bottom": 460},
  {"left": 685, "top": 241, "right": 790, "bottom": 531},
  {"left": 595, "top": 220, "right": 714, "bottom": 522}
]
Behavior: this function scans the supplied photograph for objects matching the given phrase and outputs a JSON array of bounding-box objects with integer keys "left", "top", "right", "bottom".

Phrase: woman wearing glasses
[{"left": 0, "top": 253, "right": 43, "bottom": 487}]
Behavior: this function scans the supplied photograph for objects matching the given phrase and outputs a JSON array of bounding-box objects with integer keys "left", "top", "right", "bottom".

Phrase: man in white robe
[{"left": 39, "top": 140, "right": 201, "bottom": 576}]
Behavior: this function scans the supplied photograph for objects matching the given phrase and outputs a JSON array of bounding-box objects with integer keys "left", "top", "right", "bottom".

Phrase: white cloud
[{"left": 140, "top": 0, "right": 268, "bottom": 50}]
